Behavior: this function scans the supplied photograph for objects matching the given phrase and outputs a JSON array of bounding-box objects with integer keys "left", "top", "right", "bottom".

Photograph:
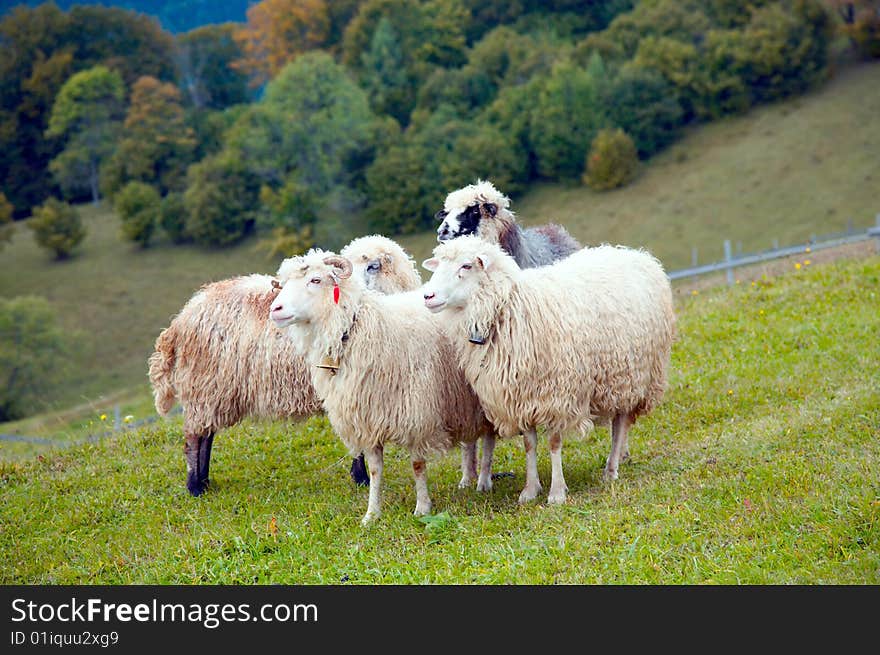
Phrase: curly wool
[
  {"left": 341, "top": 234, "right": 422, "bottom": 294},
  {"left": 278, "top": 250, "right": 491, "bottom": 460},
  {"left": 148, "top": 238, "right": 422, "bottom": 438},
  {"left": 431, "top": 237, "right": 676, "bottom": 439}
]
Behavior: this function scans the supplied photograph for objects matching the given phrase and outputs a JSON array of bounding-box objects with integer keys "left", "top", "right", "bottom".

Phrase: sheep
[
  {"left": 148, "top": 235, "right": 421, "bottom": 497},
  {"left": 435, "top": 179, "right": 581, "bottom": 269},
  {"left": 269, "top": 249, "right": 495, "bottom": 524},
  {"left": 422, "top": 235, "right": 675, "bottom": 505}
]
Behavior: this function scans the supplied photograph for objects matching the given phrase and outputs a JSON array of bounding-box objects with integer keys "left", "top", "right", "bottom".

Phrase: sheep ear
[
  {"left": 383, "top": 254, "right": 393, "bottom": 265},
  {"left": 422, "top": 258, "right": 439, "bottom": 272},
  {"left": 475, "top": 254, "right": 492, "bottom": 271}
]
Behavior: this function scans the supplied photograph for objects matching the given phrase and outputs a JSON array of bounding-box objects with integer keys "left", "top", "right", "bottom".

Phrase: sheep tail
[{"left": 148, "top": 327, "right": 177, "bottom": 416}]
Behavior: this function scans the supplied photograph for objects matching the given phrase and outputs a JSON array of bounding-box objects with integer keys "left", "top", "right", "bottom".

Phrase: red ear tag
[{"left": 333, "top": 284, "right": 340, "bottom": 304}]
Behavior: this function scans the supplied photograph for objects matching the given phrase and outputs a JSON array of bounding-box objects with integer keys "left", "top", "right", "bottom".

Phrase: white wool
[{"left": 443, "top": 179, "right": 512, "bottom": 215}]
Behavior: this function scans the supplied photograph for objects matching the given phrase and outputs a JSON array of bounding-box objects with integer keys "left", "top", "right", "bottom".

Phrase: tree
[
  {"left": 529, "top": 61, "right": 607, "bottom": 179},
  {"left": 176, "top": 23, "right": 251, "bottom": 110},
  {"left": 159, "top": 192, "right": 189, "bottom": 243},
  {"left": 27, "top": 197, "right": 86, "bottom": 260},
  {"left": 0, "top": 192, "right": 13, "bottom": 250},
  {"left": 0, "top": 296, "right": 71, "bottom": 421},
  {"left": 101, "top": 76, "right": 196, "bottom": 197},
  {"left": 115, "top": 181, "right": 161, "bottom": 247},
  {"left": 360, "top": 17, "right": 411, "bottom": 122},
  {"left": 343, "top": 0, "right": 470, "bottom": 124},
  {"left": 46, "top": 66, "right": 125, "bottom": 202},
  {"left": 233, "top": 0, "right": 332, "bottom": 85},
  {"left": 183, "top": 152, "right": 260, "bottom": 247},
  {"left": 602, "top": 66, "right": 684, "bottom": 157},
  {"left": 0, "top": 3, "right": 177, "bottom": 215},
  {"left": 583, "top": 128, "right": 639, "bottom": 190}
]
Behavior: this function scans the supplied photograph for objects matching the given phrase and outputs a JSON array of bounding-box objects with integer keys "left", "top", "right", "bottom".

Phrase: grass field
[
  {"left": 2, "top": 256, "right": 878, "bottom": 584},
  {"left": 1, "top": 60, "right": 878, "bottom": 430}
]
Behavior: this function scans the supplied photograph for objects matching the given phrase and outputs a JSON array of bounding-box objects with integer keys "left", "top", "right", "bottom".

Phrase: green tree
[
  {"left": 115, "top": 181, "right": 161, "bottom": 247},
  {"left": 360, "top": 17, "right": 411, "bottom": 122},
  {"left": 0, "top": 192, "right": 13, "bottom": 250},
  {"left": 101, "top": 75, "right": 196, "bottom": 197},
  {"left": 529, "top": 61, "right": 607, "bottom": 179},
  {"left": 46, "top": 66, "right": 125, "bottom": 202},
  {"left": 176, "top": 23, "right": 250, "bottom": 110},
  {"left": 0, "top": 296, "right": 71, "bottom": 421},
  {"left": 583, "top": 127, "right": 639, "bottom": 190},
  {"left": 27, "top": 197, "right": 86, "bottom": 260},
  {"left": 183, "top": 152, "right": 260, "bottom": 247},
  {"left": 602, "top": 66, "right": 684, "bottom": 157},
  {"left": 343, "top": 0, "right": 470, "bottom": 124},
  {"left": 159, "top": 192, "right": 189, "bottom": 243}
]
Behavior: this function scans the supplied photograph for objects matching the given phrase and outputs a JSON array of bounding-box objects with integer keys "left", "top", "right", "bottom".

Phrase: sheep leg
[
  {"left": 518, "top": 428, "right": 543, "bottom": 503},
  {"left": 604, "top": 413, "right": 633, "bottom": 482},
  {"left": 184, "top": 432, "right": 209, "bottom": 497},
  {"left": 458, "top": 441, "right": 478, "bottom": 488},
  {"left": 547, "top": 433, "right": 568, "bottom": 504},
  {"left": 412, "top": 459, "right": 432, "bottom": 516},
  {"left": 362, "top": 445, "right": 384, "bottom": 525},
  {"left": 476, "top": 434, "right": 496, "bottom": 492},
  {"left": 350, "top": 453, "right": 370, "bottom": 487},
  {"left": 198, "top": 432, "right": 215, "bottom": 487}
]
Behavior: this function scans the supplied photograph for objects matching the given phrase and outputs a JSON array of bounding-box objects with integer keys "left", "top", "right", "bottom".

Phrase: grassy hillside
[
  {"left": 1, "top": 61, "right": 878, "bottom": 426},
  {"left": 2, "top": 256, "right": 878, "bottom": 584},
  {"left": 399, "top": 61, "right": 880, "bottom": 266}
]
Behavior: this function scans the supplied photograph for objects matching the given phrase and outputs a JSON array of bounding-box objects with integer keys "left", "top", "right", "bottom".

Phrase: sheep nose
[
  {"left": 423, "top": 291, "right": 435, "bottom": 301},
  {"left": 270, "top": 302, "right": 283, "bottom": 314}
]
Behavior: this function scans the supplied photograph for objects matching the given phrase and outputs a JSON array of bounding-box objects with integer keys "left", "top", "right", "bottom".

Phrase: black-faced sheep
[
  {"left": 435, "top": 179, "right": 581, "bottom": 269},
  {"left": 270, "top": 250, "right": 494, "bottom": 524},
  {"left": 422, "top": 236, "right": 675, "bottom": 505},
  {"left": 148, "top": 235, "right": 420, "bottom": 497}
]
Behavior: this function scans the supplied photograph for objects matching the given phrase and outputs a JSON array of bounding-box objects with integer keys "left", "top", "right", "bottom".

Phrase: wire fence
[{"left": 667, "top": 214, "right": 880, "bottom": 284}]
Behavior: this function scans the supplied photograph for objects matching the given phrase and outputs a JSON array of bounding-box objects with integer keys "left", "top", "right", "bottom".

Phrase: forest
[{"left": 1, "top": 1, "right": 878, "bottom": 262}]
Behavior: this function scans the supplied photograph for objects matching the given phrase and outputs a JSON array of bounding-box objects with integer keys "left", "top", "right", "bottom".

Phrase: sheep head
[
  {"left": 341, "top": 234, "right": 422, "bottom": 294},
  {"left": 422, "top": 236, "right": 507, "bottom": 314},
  {"left": 436, "top": 179, "right": 511, "bottom": 243},
  {"left": 270, "top": 250, "right": 358, "bottom": 330}
]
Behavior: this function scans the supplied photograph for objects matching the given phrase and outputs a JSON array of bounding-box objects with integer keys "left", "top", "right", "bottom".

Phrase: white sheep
[
  {"left": 270, "top": 250, "right": 494, "bottom": 524},
  {"left": 148, "top": 235, "right": 421, "bottom": 497},
  {"left": 422, "top": 236, "right": 675, "bottom": 505}
]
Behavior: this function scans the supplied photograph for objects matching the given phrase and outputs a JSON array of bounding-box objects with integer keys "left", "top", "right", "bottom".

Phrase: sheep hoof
[
  {"left": 603, "top": 468, "right": 619, "bottom": 482},
  {"left": 457, "top": 476, "right": 474, "bottom": 489},
  {"left": 518, "top": 484, "right": 542, "bottom": 504},
  {"left": 413, "top": 503, "right": 432, "bottom": 517},
  {"left": 547, "top": 488, "right": 568, "bottom": 505},
  {"left": 361, "top": 511, "right": 380, "bottom": 526},
  {"left": 186, "top": 473, "right": 207, "bottom": 497},
  {"left": 350, "top": 455, "right": 370, "bottom": 487},
  {"left": 476, "top": 477, "right": 493, "bottom": 492}
]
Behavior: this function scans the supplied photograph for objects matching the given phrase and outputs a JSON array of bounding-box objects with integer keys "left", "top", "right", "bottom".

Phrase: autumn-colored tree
[
  {"left": 46, "top": 65, "right": 125, "bottom": 202},
  {"left": 101, "top": 75, "right": 196, "bottom": 196},
  {"left": 830, "top": 1, "right": 880, "bottom": 58},
  {"left": 233, "top": 0, "right": 331, "bottom": 85}
]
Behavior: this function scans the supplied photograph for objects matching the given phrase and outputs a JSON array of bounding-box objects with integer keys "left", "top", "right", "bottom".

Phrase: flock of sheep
[{"left": 149, "top": 180, "right": 676, "bottom": 524}]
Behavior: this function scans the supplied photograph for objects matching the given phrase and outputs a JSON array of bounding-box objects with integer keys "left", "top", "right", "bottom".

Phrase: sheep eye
[
  {"left": 460, "top": 263, "right": 472, "bottom": 271},
  {"left": 310, "top": 277, "right": 322, "bottom": 285}
]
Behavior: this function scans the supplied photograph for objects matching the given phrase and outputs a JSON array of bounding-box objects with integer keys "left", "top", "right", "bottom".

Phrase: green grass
[
  {"left": 1, "top": 60, "right": 878, "bottom": 427},
  {"left": 2, "top": 256, "right": 878, "bottom": 584}
]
